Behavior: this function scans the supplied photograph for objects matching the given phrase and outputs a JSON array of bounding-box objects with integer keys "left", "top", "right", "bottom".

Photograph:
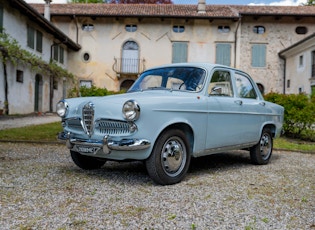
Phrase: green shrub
[
  {"left": 68, "top": 85, "right": 126, "bottom": 98},
  {"left": 264, "top": 93, "right": 315, "bottom": 141}
]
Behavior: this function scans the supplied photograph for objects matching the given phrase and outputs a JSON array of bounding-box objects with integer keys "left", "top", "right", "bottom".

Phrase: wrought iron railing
[{"left": 113, "top": 58, "right": 145, "bottom": 75}]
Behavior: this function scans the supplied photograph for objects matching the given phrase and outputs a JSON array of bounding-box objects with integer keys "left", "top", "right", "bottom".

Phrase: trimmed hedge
[
  {"left": 264, "top": 93, "right": 315, "bottom": 141},
  {"left": 68, "top": 85, "right": 126, "bottom": 98}
]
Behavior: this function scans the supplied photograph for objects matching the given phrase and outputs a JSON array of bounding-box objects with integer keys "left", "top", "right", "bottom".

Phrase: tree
[{"left": 302, "top": 0, "right": 315, "bottom": 6}]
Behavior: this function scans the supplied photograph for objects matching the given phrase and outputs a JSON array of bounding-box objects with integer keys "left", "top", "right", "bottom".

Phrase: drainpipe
[
  {"left": 279, "top": 53, "right": 286, "bottom": 94},
  {"left": 197, "top": 0, "right": 206, "bottom": 14},
  {"left": 44, "top": 0, "right": 52, "bottom": 21},
  {"left": 234, "top": 17, "right": 241, "bottom": 68}
]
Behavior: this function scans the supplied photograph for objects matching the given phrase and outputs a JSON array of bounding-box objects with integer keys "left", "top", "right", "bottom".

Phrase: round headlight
[
  {"left": 56, "top": 100, "right": 68, "bottom": 117},
  {"left": 122, "top": 100, "right": 140, "bottom": 121}
]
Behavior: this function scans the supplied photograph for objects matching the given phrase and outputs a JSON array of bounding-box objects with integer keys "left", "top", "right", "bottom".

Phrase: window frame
[
  {"left": 27, "top": 25, "right": 43, "bottom": 53},
  {"left": 218, "top": 26, "right": 230, "bottom": 33},
  {"left": 16, "top": 70, "right": 24, "bottom": 83},
  {"left": 173, "top": 25, "right": 185, "bottom": 33},
  {"left": 125, "top": 24, "right": 137, "bottom": 32},
  {"left": 253, "top": 26, "right": 266, "bottom": 34}
]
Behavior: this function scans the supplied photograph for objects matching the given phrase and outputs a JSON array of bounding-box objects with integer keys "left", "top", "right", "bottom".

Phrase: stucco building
[
  {"left": 279, "top": 32, "right": 315, "bottom": 95},
  {"left": 30, "top": 1, "right": 315, "bottom": 96},
  {"left": 1, "top": 0, "right": 315, "bottom": 115},
  {"left": 0, "top": 0, "right": 80, "bottom": 115}
]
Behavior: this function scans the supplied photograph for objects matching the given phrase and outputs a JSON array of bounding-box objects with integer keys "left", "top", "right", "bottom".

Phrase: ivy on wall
[
  {"left": 0, "top": 32, "right": 75, "bottom": 79},
  {"left": 0, "top": 32, "right": 77, "bottom": 115}
]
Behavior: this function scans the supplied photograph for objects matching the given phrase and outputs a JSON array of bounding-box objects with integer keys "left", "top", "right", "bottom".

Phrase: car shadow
[{"left": 63, "top": 150, "right": 280, "bottom": 186}]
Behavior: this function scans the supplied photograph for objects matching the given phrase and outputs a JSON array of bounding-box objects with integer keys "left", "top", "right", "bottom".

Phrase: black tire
[
  {"left": 145, "top": 129, "right": 191, "bottom": 185},
  {"left": 70, "top": 150, "right": 106, "bottom": 170},
  {"left": 250, "top": 128, "right": 273, "bottom": 165}
]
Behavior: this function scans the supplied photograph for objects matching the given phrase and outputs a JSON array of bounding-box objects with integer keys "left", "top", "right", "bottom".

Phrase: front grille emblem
[{"left": 82, "top": 102, "right": 95, "bottom": 137}]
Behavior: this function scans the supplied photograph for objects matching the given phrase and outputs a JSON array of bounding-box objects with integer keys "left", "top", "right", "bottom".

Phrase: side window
[
  {"left": 235, "top": 73, "right": 257, "bottom": 99},
  {"left": 208, "top": 70, "right": 233, "bottom": 97}
]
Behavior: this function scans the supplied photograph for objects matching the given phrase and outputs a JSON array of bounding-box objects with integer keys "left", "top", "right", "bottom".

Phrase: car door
[
  {"left": 234, "top": 72, "right": 269, "bottom": 143},
  {"left": 205, "top": 69, "right": 244, "bottom": 149}
]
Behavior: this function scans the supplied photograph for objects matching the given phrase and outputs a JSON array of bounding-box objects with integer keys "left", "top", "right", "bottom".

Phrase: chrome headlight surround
[
  {"left": 56, "top": 100, "right": 68, "bottom": 118},
  {"left": 122, "top": 100, "right": 140, "bottom": 121}
]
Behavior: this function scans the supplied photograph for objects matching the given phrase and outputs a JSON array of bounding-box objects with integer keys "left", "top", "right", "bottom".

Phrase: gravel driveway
[{"left": 0, "top": 142, "right": 314, "bottom": 229}]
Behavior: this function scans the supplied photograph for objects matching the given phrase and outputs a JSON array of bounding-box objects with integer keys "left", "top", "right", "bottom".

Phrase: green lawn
[
  {"left": 0, "top": 122, "right": 314, "bottom": 153},
  {"left": 0, "top": 122, "right": 62, "bottom": 142}
]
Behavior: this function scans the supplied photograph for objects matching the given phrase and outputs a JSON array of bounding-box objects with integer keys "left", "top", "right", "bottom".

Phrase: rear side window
[
  {"left": 235, "top": 73, "right": 257, "bottom": 99},
  {"left": 208, "top": 70, "right": 233, "bottom": 97}
]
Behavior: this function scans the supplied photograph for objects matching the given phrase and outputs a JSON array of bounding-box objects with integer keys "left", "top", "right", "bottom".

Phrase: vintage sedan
[{"left": 56, "top": 63, "right": 284, "bottom": 185}]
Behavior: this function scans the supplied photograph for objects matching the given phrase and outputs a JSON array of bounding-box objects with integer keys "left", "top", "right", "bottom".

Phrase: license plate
[{"left": 77, "top": 146, "right": 98, "bottom": 154}]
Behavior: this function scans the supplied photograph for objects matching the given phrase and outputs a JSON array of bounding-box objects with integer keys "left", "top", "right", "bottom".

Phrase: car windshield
[{"left": 128, "top": 67, "right": 206, "bottom": 92}]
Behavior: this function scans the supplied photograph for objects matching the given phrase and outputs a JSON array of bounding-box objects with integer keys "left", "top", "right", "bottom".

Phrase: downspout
[
  {"left": 234, "top": 17, "right": 241, "bottom": 68},
  {"left": 279, "top": 53, "right": 286, "bottom": 94}
]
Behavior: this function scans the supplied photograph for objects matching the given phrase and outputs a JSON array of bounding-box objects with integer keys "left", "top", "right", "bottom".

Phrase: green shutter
[
  {"left": 53, "top": 45, "right": 59, "bottom": 61},
  {"left": 36, "top": 30, "right": 43, "bottom": 53},
  {"left": 27, "top": 26, "right": 35, "bottom": 49},
  {"left": 216, "top": 43, "right": 231, "bottom": 66},
  {"left": 172, "top": 42, "right": 188, "bottom": 63},
  {"left": 0, "top": 5, "right": 3, "bottom": 33},
  {"left": 59, "top": 46, "right": 64, "bottom": 64},
  {"left": 252, "top": 44, "right": 266, "bottom": 67}
]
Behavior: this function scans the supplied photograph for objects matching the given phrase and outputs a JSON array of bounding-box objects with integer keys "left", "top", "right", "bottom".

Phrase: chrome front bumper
[{"left": 58, "top": 132, "right": 151, "bottom": 154}]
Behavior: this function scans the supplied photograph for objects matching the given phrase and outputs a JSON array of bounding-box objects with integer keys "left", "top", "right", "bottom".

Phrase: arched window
[
  {"left": 122, "top": 41, "right": 139, "bottom": 73},
  {"left": 253, "top": 26, "right": 265, "bottom": 34}
]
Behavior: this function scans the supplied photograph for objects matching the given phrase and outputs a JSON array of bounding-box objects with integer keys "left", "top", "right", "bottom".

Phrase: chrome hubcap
[
  {"left": 260, "top": 133, "right": 271, "bottom": 160},
  {"left": 161, "top": 137, "right": 186, "bottom": 177}
]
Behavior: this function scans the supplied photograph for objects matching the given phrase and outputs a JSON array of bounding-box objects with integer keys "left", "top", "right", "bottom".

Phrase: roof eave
[{"left": 9, "top": 0, "right": 81, "bottom": 51}]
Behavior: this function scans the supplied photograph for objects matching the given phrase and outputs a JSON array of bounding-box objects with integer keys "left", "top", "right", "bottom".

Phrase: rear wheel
[
  {"left": 145, "top": 129, "right": 191, "bottom": 185},
  {"left": 250, "top": 128, "right": 273, "bottom": 165},
  {"left": 70, "top": 150, "right": 106, "bottom": 170}
]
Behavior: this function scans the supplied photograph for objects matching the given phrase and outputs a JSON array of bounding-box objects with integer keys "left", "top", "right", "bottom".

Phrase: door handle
[
  {"left": 234, "top": 100, "right": 243, "bottom": 105},
  {"left": 259, "top": 102, "right": 266, "bottom": 106}
]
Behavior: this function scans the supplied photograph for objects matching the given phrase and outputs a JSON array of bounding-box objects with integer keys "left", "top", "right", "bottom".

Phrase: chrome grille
[
  {"left": 96, "top": 119, "right": 132, "bottom": 135},
  {"left": 82, "top": 102, "right": 95, "bottom": 136}
]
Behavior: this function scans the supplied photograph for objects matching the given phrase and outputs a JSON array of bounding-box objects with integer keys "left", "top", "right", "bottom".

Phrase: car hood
[{"left": 64, "top": 90, "right": 203, "bottom": 120}]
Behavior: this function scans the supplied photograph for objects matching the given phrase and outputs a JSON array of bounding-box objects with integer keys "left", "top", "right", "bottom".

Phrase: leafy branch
[{"left": 0, "top": 32, "right": 75, "bottom": 80}]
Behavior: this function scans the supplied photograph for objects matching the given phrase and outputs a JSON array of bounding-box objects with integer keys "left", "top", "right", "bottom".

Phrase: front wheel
[
  {"left": 70, "top": 150, "right": 106, "bottom": 170},
  {"left": 250, "top": 128, "right": 273, "bottom": 165},
  {"left": 145, "top": 129, "right": 191, "bottom": 185}
]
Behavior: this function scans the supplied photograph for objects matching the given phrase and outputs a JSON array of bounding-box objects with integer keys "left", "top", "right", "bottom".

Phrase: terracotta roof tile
[{"left": 29, "top": 3, "right": 315, "bottom": 19}]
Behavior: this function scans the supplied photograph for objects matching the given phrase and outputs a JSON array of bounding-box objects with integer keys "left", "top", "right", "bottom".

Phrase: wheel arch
[
  {"left": 262, "top": 123, "right": 276, "bottom": 138},
  {"left": 155, "top": 122, "right": 194, "bottom": 155}
]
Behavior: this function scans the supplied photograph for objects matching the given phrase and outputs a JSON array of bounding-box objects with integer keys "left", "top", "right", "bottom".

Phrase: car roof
[{"left": 145, "top": 63, "right": 238, "bottom": 72}]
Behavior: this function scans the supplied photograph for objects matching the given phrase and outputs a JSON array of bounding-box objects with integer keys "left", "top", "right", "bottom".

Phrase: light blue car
[{"left": 57, "top": 63, "right": 284, "bottom": 185}]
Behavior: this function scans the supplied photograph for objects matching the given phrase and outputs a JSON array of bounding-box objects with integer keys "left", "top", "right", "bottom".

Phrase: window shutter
[
  {"left": 59, "top": 47, "right": 64, "bottom": 64},
  {"left": 27, "top": 26, "right": 35, "bottom": 49},
  {"left": 36, "top": 31, "right": 43, "bottom": 53},
  {"left": 252, "top": 44, "right": 266, "bottom": 67},
  {"left": 216, "top": 43, "right": 231, "bottom": 66},
  {"left": 172, "top": 42, "right": 188, "bottom": 63},
  {"left": 0, "top": 6, "right": 3, "bottom": 33}
]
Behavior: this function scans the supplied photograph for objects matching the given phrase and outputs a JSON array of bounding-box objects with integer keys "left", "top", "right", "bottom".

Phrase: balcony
[{"left": 113, "top": 58, "right": 145, "bottom": 75}]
